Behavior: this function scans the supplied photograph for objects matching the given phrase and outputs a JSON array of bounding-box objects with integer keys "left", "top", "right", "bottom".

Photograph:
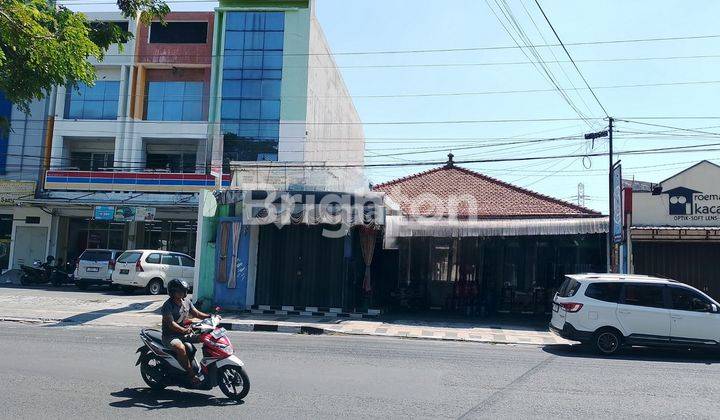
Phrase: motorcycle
[
  {"left": 19, "top": 259, "right": 52, "bottom": 285},
  {"left": 49, "top": 258, "right": 75, "bottom": 287},
  {"left": 135, "top": 314, "right": 250, "bottom": 401}
]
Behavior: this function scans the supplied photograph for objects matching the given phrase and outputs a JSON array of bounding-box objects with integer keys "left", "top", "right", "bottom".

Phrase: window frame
[
  {"left": 178, "top": 255, "right": 195, "bottom": 267},
  {"left": 144, "top": 81, "right": 205, "bottom": 122},
  {"left": 161, "top": 254, "right": 181, "bottom": 266},
  {"left": 584, "top": 281, "right": 622, "bottom": 303},
  {"left": 148, "top": 21, "right": 209, "bottom": 44},
  {"left": 619, "top": 283, "right": 669, "bottom": 309},
  {"left": 669, "top": 286, "right": 714, "bottom": 313},
  {"left": 65, "top": 81, "right": 121, "bottom": 121},
  {"left": 117, "top": 251, "right": 142, "bottom": 264},
  {"left": 145, "top": 253, "right": 162, "bottom": 264}
]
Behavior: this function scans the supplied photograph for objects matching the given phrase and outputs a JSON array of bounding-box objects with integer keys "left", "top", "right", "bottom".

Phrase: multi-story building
[
  {"left": 194, "top": 0, "right": 368, "bottom": 311},
  {"left": 208, "top": 0, "right": 365, "bottom": 187},
  {"left": 0, "top": 96, "right": 49, "bottom": 272},
  {"left": 16, "top": 1, "right": 365, "bottom": 270},
  {"left": 36, "top": 11, "right": 220, "bottom": 263}
]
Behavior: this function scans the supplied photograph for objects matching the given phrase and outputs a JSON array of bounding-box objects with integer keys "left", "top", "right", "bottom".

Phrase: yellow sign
[{"left": 0, "top": 181, "right": 36, "bottom": 205}]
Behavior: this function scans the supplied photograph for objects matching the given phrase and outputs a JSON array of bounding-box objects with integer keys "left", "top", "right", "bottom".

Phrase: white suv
[
  {"left": 111, "top": 250, "right": 195, "bottom": 295},
  {"left": 74, "top": 249, "right": 123, "bottom": 289},
  {"left": 550, "top": 273, "right": 720, "bottom": 355}
]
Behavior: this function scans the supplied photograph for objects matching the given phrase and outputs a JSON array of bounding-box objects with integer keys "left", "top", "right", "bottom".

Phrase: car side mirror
[{"left": 711, "top": 304, "right": 718, "bottom": 313}]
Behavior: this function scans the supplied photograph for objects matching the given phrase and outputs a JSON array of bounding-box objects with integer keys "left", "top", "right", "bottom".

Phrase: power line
[
  {"left": 55, "top": 78, "right": 720, "bottom": 100},
  {"left": 617, "top": 119, "right": 720, "bottom": 137},
  {"left": 485, "top": 0, "right": 596, "bottom": 127},
  {"left": 533, "top": 0, "right": 609, "bottom": 117},
  {"left": 72, "top": 142, "right": 720, "bottom": 169}
]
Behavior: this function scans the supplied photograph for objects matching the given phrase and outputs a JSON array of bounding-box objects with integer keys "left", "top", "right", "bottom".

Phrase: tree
[{"left": 0, "top": 0, "right": 169, "bottom": 128}]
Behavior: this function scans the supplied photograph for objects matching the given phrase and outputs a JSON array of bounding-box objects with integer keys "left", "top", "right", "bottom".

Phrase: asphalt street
[{"left": 2, "top": 322, "right": 720, "bottom": 419}]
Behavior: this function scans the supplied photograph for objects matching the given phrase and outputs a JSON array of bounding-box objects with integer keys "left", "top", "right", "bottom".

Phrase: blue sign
[
  {"left": 612, "top": 165, "right": 623, "bottom": 243},
  {"left": 94, "top": 206, "right": 115, "bottom": 221}
]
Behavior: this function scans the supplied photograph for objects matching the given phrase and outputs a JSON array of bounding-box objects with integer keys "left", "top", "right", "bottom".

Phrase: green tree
[{"left": 0, "top": 0, "right": 169, "bottom": 128}]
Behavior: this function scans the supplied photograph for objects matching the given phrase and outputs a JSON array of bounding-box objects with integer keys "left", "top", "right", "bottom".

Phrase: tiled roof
[{"left": 373, "top": 164, "right": 601, "bottom": 218}]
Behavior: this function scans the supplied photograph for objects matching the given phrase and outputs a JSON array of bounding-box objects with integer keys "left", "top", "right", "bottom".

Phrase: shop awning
[{"left": 386, "top": 215, "right": 608, "bottom": 241}]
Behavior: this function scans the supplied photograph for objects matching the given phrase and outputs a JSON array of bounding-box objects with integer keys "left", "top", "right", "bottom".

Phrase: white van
[
  {"left": 111, "top": 250, "right": 195, "bottom": 295},
  {"left": 550, "top": 273, "right": 720, "bottom": 355},
  {"left": 74, "top": 249, "right": 124, "bottom": 289}
]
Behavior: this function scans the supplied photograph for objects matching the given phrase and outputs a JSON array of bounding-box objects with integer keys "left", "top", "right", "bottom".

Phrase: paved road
[{"left": 3, "top": 322, "right": 720, "bottom": 419}]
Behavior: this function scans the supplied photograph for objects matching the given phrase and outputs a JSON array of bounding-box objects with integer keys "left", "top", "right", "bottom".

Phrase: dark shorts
[{"left": 162, "top": 333, "right": 201, "bottom": 348}]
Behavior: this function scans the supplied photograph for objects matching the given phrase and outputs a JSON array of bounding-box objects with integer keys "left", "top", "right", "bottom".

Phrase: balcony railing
[{"left": 44, "top": 170, "right": 230, "bottom": 193}]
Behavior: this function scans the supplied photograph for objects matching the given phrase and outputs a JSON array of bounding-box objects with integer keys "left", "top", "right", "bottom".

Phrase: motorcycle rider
[{"left": 161, "top": 278, "right": 210, "bottom": 385}]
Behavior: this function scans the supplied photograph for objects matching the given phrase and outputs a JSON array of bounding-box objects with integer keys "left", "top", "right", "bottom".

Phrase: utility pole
[
  {"left": 577, "top": 183, "right": 586, "bottom": 207},
  {"left": 584, "top": 118, "right": 613, "bottom": 272}
]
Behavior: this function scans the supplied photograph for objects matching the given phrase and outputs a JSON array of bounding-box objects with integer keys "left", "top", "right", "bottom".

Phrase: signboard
[
  {"left": 113, "top": 207, "right": 156, "bottom": 222},
  {"left": 93, "top": 206, "right": 115, "bottom": 221},
  {"left": 612, "top": 165, "right": 623, "bottom": 243},
  {"left": 632, "top": 161, "right": 720, "bottom": 227},
  {"left": 230, "top": 162, "right": 353, "bottom": 192},
  {"left": 0, "top": 181, "right": 35, "bottom": 206}
]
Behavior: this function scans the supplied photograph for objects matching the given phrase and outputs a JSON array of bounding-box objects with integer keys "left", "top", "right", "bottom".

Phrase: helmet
[{"left": 167, "top": 278, "right": 190, "bottom": 296}]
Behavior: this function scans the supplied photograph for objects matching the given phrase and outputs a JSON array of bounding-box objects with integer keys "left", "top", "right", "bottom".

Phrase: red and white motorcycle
[{"left": 136, "top": 315, "right": 250, "bottom": 401}]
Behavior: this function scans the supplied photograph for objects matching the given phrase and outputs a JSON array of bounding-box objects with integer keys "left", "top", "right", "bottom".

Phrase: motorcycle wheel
[
  {"left": 218, "top": 366, "right": 250, "bottom": 401},
  {"left": 140, "top": 356, "right": 167, "bottom": 390},
  {"left": 20, "top": 275, "right": 29, "bottom": 286}
]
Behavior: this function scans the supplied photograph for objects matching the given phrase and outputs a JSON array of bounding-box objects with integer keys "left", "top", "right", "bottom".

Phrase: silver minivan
[{"left": 74, "top": 249, "right": 123, "bottom": 289}]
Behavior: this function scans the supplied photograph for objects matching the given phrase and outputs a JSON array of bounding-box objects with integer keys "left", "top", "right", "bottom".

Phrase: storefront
[
  {"left": 194, "top": 189, "right": 384, "bottom": 313},
  {"left": 0, "top": 181, "right": 38, "bottom": 272},
  {"left": 12, "top": 198, "right": 200, "bottom": 266},
  {"left": 630, "top": 160, "right": 720, "bottom": 300},
  {"left": 373, "top": 157, "right": 607, "bottom": 317}
]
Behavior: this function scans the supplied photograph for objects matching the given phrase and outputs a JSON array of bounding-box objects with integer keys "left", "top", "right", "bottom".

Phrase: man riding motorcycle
[{"left": 161, "top": 278, "right": 211, "bottom": 385}]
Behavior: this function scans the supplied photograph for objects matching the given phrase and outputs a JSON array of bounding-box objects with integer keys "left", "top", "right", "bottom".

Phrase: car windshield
[{"left": 117, "top": 252, "right": 142, "bottom": 263}]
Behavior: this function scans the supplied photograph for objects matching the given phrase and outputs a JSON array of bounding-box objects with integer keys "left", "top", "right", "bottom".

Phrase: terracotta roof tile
[{"left": 373, "top": 165, "right": 601, "bottom": 218}]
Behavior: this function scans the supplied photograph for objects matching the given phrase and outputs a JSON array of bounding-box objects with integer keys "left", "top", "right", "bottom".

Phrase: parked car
[
  {"left": 550, "top": 273, "right": 720, "bottom": 355},
  {"left": 74, "top": 249, "right": 123, "bottom": 290},
  {"left": 111, "top": 250, "right": 195, "bottom": 295}
]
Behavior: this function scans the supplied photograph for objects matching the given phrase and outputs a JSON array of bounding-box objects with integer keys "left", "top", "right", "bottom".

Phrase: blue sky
[
  {"left": 70, "top": 0, "right": 720, "bottom": 212},
  {"left": 313, "top": 0, "right": 720, "bottom": 213}
]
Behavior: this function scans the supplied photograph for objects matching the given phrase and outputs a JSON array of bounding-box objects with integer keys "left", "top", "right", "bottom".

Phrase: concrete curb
[
  {"left": 219, "top": 322, "right": 326, "bottom": 335},
  {"left": 217, "top": 320, "right": 564, "bottom": 346}
]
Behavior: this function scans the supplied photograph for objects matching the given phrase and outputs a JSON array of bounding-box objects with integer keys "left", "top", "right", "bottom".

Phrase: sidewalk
[
  {"left": 217, "top": 313, "right": 572, "bottom": 346},
  {"left": 0, "top": 285, "right": 571, "bottom": 346}
]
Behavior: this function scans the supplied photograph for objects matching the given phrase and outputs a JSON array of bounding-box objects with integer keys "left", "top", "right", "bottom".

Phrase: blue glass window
[
  {"left": 145, "top": 81, "right": 204, "bottom": 121},
  {"left": 222, "top": 11, "right": 284, "bottom": 162},
  {"left": 65, "top": 81, "right": 120, "bottom": 120}
]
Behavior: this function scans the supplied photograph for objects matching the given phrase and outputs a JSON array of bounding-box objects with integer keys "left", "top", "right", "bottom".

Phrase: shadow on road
[
  {"left": 109, "top": 387, "right": 242, "bottom": 410},
  {"left": 543, "top": 343, "right": 720, "bottom": 364},
  {"left": 42, "top": 301, "right": 156, "bottom": 327}
]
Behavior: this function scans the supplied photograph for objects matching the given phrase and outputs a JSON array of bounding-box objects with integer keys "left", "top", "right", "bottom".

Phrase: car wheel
[
  {"left": 594, "top": 329, "right": 622, "bottom": 355},
  {"left": 146, "top": 279, "right": 163, "bottom": 296}
]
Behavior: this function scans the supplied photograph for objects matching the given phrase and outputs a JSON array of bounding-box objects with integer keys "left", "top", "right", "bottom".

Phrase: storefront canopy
[{"left": 386, "top": 215, "right": 608, "bottom": 241}]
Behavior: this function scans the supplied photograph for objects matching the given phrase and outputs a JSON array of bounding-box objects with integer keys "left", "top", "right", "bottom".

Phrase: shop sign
[
  {"left": 94, "top": 206, "right": 115, "bottom": 221},
  {"left": 114, "top": 206, "right": 156, "bottom": 222},
  {"left": 0, "top": 181, "right": 35, "bottom": 206},
  {"left": 665, "top": 187, "right": 720, "bottom": 221}
]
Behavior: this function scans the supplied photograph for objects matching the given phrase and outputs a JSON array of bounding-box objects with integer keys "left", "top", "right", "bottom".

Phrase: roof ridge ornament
[{"left": 445, "top": 153, "right": 455, "bottom": 168}]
